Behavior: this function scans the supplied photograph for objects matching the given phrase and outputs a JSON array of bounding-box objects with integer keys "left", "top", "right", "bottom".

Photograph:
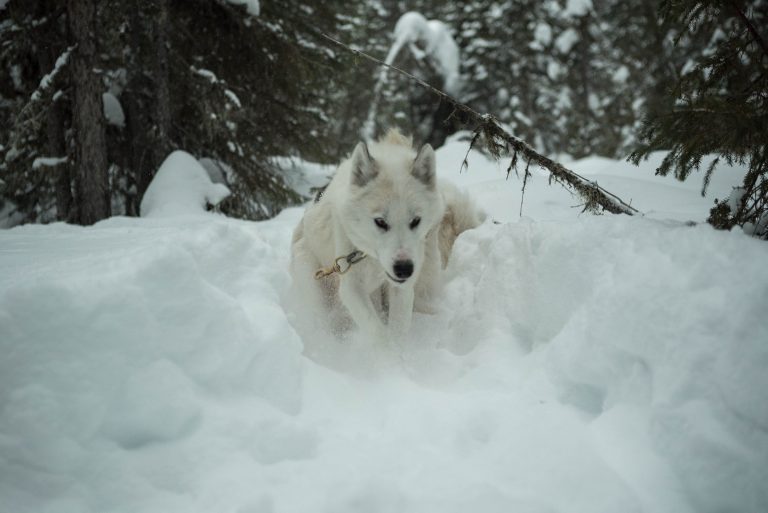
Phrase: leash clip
[{"left": 314, "top": 250, "right": 366, "bottom": 279}]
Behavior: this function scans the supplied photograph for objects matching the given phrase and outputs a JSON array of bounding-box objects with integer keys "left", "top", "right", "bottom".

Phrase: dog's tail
[
  {"left": 379, "top": 128, "right": 413, "bottom": 148},
  {"left": 438, "top": 182, "right": 487, "bottom": 268}
]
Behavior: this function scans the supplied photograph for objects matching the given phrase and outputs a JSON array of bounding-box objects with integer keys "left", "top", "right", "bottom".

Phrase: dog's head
[{"left": 342, "top": 139, "right": 444, "bottom": 286}]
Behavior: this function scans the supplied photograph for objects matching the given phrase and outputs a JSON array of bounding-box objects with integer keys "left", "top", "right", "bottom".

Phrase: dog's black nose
[{"left": 393, "top": 260, "right": 414, "bottom": 279}]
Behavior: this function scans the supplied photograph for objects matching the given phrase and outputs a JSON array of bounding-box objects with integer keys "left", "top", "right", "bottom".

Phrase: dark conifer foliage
[
  {"left": 1, "top": 0, "right": 767, "bottom": 235},
  {"left": 1, "top": 0, "right": 342, "bottom": 223},
  {"left": 0, "top": 0, "right": 71, "bottom": 223},
  {"left": 630, "top": 0, "right": 768, "bottom": 238}
]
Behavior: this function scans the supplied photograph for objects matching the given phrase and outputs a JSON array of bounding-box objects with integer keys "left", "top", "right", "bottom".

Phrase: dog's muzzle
[{"left": 386, "top": 272, "right": 408, "bottom": 284}]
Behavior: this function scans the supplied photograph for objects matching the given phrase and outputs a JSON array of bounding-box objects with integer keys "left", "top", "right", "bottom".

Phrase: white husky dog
[{"left": 290, "top": 129, "right": 483, "bottom": 341}]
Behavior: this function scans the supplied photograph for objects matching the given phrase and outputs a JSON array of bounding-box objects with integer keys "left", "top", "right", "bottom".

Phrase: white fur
[{"left": 290, "top": 129, "right": 484, "bottom": 342}]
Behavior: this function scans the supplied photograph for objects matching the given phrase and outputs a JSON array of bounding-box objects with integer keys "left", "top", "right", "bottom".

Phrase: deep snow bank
[
  {"left": 440, "top": 216, "right": 768, "bottom": 512},
  {"left": 1, "top": 141, "right": 767, "bottom": 513},
  {"left": 0, "top": 214, "right": 304, "bottom": 512}
]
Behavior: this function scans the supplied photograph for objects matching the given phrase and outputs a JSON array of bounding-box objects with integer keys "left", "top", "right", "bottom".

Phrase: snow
[
  {"left": 547, "top": 60, "right": 562, "bottom": 80},
  {"left": 31, "top": 47, "right": 73, "bottom": 102},
  {"left": 226, "top": 0, "right": 260, "bottom": 16},
  {"left": 727, "top": 186, "right": 746, "bottom": 211},
  {"left": 681, "top": 59, "right": 697, "bottom": 75},
  {"left": 102, "top": 92, "right": 125, "bottom": 127},
  {"left": 139, "top": 150, "right": 231, "bottom": 218},
  {"left": 612, "top": 65, "right": 630, "bottom": 83},
  {"left": 272, "top": 155, "right": 333, "bottom": 199},
  {"left": 224, "top": 89, "right": 241, "bottom": 108},
  {"left": 563, "top": 0, "right": 593, "bottom": 17},
  {"left": 392, "top": 12, "right": 461, "bottom": 95},
  {"left": 555, "top": 28, "right": 580, "bottom": 53},
  {"left": 533, "top": 22, "right": 553, "bottom": 46},
  {"left": 31, "top": 156, "right": 68, "bottom": 170},
  {"left": 10, "top": 64, "right": 22, "bottom": 91},
  {"left": 364, "top": 12, "right": 461, "bottom": 138},
  {"left": 1, "top": 138, "right": 768, "bottom": 513},
  {"left": 198, "top": 157, "right": 232, "bottom": 185},
  {"left": 191, "top": 67, "right": 218, "bottom": 84}
]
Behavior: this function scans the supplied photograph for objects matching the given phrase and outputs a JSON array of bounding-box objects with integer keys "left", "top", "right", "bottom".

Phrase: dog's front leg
[
  {"left": 338, "top": 275, "right": 386, "bottom": 341},
  {"left": 387, "top": 285, "right": 414, "bottom": 342}
]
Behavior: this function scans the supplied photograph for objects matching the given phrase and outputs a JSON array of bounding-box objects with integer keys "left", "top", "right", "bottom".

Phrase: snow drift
[
  {"left": 140, "top": 150, "right": 230, "bottom": 218},
  {"left": 1, "top": 141, "right": 767, "bottom": 513}
]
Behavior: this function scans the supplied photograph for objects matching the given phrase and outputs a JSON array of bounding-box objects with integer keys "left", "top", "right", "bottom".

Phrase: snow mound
[{"left": 140, "top": 150, "right": 231, "bottom": 218}]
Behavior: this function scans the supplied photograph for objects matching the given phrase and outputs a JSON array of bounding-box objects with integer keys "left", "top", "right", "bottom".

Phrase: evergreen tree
[
  {"left": 0, "top": 0, "right": 71, "bottom": 224},
  {"left": 1, "top": 0, "right": 346, "bottom": 224},
  {"left": 630, "top": 0, "right": 768, "bottom": 238}
]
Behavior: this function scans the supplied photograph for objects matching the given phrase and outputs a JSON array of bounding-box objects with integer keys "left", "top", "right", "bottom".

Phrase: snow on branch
[
  {"left": 191, "top": 66, "right": 219, "bottom": 84},
  {"left": 32, "top": 156, "right": 68, "bottom": 170},
  {"left": 6, "top": 46, "right": 75, "bottom": 161},
  {"left": 189, "top": 66, "right": 242, "bottom": 110},
  {"left": 225, "top": 0, "right": 260, "bottom": 16},
  {"left": 392, "top": 12, "right": 460, "bottom": 95},
  {"left": 362, "top": 12, "right": 460, "bottom": 139},
  {"left": 321, "top": 33, "right": 640, "bottom": 216},
  {"left": 31, "top": 46, "right": 75, "bottom": 102}
]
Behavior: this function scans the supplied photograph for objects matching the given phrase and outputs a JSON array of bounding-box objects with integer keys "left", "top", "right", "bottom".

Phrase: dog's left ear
[
  {"left": 351, "top": 142, "right": 377, "bottom": 187},
  {"left": 412, "top": 144, "right": 436, "bottom": 190}
]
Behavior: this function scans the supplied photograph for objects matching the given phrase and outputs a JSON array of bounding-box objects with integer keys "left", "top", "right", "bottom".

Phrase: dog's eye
[
  {"left": 374, "top": 217, "right": 389, "bottom": 231},
  {"left": 409, "top": 217, "right": 421, "bottom": 230}
]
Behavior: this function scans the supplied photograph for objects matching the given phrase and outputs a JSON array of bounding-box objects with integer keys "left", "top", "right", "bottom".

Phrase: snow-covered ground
[{"left": 1, "top": 138, "right": 767, "bottom": 513}]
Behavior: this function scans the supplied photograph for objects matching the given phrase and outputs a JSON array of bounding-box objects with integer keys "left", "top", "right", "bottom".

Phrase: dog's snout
[{"left": 393, "top": 260, "right": 414, "bottom": 279}]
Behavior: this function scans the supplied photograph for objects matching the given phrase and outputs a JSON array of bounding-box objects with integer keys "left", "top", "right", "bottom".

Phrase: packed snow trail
[{"left": 1, "top": 139, "right": 767, "bottom": 513}]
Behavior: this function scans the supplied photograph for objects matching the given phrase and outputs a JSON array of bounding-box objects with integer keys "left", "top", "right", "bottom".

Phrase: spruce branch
[
  {"left": 729, "top": 0, "right": 768, "bottom": 60},
  {"left": 520, "top": 157, "right": 531, "bottom": 217},
  {"left": 7, "top": 45, "right": 76, "bottom": 158}
]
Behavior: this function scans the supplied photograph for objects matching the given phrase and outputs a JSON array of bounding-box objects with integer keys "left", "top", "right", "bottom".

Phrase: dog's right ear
[
  {"left": 412, "top": 143, "right": 436, "bottom": 190},
  {"left": 351, "top": 142, "right": 377, "bottom": 187}
]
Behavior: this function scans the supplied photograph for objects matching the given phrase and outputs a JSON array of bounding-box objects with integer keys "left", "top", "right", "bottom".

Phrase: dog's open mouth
[{"left": 385, "top": 272, "right": 408, "bottom": 284}]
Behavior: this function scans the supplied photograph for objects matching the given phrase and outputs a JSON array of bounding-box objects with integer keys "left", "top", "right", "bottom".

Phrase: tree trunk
[
  {"left": 127, "top": 0, "right": 173, "bottom": 202},
  {"left": 50, "top": 97, "right": 74, "bottom": 221},
  {"left": 150, "top": 0, "right": 172, "bottom": 169},
  {"left": 34, "top": 5, "right": 73, "bottom": 222},
  {"left": 67, "top": 0, "right": 110, "bottom": 225},
  {"left": 124, "top": 2, "right": 152, "bottom": 212}
]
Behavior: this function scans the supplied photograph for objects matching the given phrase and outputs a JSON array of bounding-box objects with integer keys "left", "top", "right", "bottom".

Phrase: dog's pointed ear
[
  {"left": 412, "top": 144, "right": 436, "bottom": 189},
  {"left": 351, "top": 142, "right": 377, "bottom": 187}
]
